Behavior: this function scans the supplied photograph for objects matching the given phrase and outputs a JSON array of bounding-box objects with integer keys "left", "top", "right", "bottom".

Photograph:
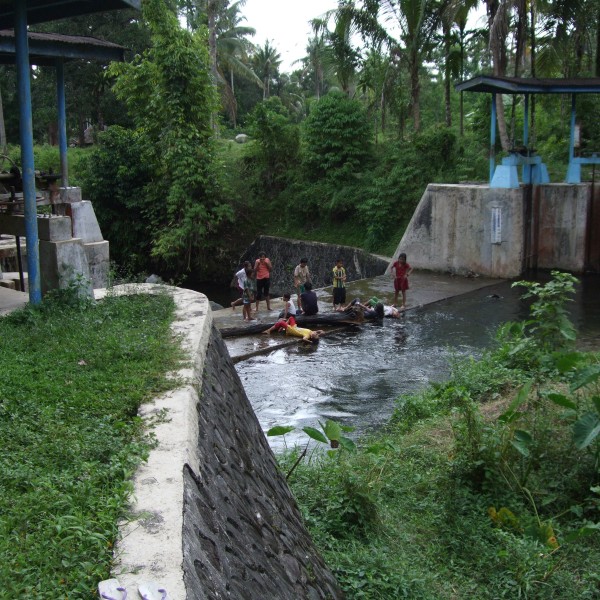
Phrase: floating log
[
  {"left": 231, "top": 326, "right": 349, "bottom": 363},
  {"left": 219, "top": 309, "right": 368, "bottom": 338}
]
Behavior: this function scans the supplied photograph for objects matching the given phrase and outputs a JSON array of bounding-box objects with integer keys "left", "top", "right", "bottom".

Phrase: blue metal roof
[
  {"left": 0, "top": 29, "right": 125, "bottom": 65},
  {"left": 0, "top": 0, "right": 141, "bottom": 29},
  {"left": 456, "top": 75, "right": 600, "bottom": 94}
]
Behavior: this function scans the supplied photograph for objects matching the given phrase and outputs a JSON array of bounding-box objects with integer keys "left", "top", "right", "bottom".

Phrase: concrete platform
[
  {"left": 213, "top": 271, "right": 506, "bottom": 361},
  {"left": 0, "top": 285, "right": 28, "bottom": 315}
]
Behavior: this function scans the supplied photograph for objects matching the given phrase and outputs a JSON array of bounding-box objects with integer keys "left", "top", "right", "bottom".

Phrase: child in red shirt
[{"left": 390, "top": 253, "right": 413, "bottom": 308}]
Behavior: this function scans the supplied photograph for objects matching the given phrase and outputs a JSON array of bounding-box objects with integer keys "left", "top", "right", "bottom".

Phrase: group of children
[
  {"left": 230, "top": 251, "right": 413, "bottom": 324},
  {"left": 230, "top": 251, "right": 273, "bottom": 321}
]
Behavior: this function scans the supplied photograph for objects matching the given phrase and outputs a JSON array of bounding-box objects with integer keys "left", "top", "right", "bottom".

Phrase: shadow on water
[{"left": 234, "top": 276, "right": 600, "bottom": 452}]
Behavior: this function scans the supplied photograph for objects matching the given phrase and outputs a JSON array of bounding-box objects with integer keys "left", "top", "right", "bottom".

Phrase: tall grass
[{"left": 283, "top": 274, "right": 600, "bottom": 598}]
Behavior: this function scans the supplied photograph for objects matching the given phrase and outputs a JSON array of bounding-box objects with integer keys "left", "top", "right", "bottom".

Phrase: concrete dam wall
[
  {"left": 100, "top": 285, "right": 342, "bottom": 599},
  {"left": 394, "top": 183, "right": 600, "bottom": 278}
]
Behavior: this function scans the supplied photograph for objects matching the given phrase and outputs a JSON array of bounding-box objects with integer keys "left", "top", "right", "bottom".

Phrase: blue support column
[
  {"left": 569, "top": 94, "right": 576, "bottom": 162},
  {"left": 566, "top": 94, "right": 581, "bottom": 183},
  {"left": 523, "top": 94, "right": 529, "bottom": 146},
  {"left": 55, "top": 59, "right": 69, "bottom": 187},
  {"left": 490, "top": 92, "right": 496, "bottom": 183},
  {"left": 522, "top": 94, "right": 531, "bottom": 183},
  {"left": 14, "top": 1, "right": 42, "bottom": 304}
]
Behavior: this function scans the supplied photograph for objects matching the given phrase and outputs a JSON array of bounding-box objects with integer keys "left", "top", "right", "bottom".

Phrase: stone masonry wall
[
  {"left": 241, "top": 236, "right": 389, "bottom": 297},
  {"left": 103, "top": 285, "right": 342, "bottom": 599},
  {"left": 183, "top": 329, "right": 343, "bottom": 599}
]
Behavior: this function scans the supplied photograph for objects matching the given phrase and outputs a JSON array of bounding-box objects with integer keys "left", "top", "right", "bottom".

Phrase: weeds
[
  {"left": 283, "top": 272, "right": 600, "bottom": 598},
  {"left": 0, "top": 292, "right": 180, "bottom": 598}
]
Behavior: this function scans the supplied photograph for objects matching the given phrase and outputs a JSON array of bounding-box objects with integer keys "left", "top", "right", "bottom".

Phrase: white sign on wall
[{"left": 491, "top": 207, "right": 502, "bottom": 244}]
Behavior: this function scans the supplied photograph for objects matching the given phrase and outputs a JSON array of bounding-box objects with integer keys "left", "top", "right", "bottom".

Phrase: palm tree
[
  {"left": 535, "top": 0, "right": 599, "bottom": 77},
  {"left": 303, "top": 34, "right": 328, "bottom": 99},
  {"left": 330, "top": 0, "right": 447, "bottom": 131},
  {"left": 444, "top": 0, "right": 480, "bottom": 134},
  {"left": 215, "top": 0, "right": 262, "bottom": 125},
  {"left": 328, "top": 8, "right": 364, "bottom": 96},
  {"left": 178, "top": 0, "right": 261, "bottom": 126},
  {"left": 252, "top": 41, "right": 282, "bottom": 99}
]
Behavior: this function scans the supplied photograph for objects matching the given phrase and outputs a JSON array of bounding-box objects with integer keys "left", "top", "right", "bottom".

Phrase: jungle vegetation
[
  {"left": 278, "top": 272, "right": 600, "bottom": 598},
  {"left": 1, "top": 0, "right": 600, "bottom": 284}
]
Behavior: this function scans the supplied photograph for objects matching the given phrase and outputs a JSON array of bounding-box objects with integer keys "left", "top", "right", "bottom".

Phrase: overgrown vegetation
[
  {"left": 3, "top": 2, "right": 597, "bottom": 284},
  {"left": 0, "top": 288, "right": 181, "bottom": 598},
  {"left": 279, "top": 272, "right": 600, "bottom": 598}
]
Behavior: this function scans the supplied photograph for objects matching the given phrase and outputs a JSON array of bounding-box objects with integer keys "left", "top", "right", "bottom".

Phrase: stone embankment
[
  {"left": 241, "top": 235, "right": 389, "bottom": 296},
  {"left": 98, "top": 285, "right": 342, "bottom": 600}
]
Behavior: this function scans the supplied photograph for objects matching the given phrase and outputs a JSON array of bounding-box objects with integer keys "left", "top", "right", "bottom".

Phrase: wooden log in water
[{"left": 219, "top": 310, "right": 367, "bottom": 338}]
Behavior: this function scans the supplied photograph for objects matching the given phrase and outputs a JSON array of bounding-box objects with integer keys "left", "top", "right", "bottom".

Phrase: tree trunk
[
  {"left": 488, "top": 0, "right": 510, "bottom": 150},
  {"left": 220, "top": 312, "right": 368, "bottom": 338},
  {"left": 0, "top": 86, "right": 7, "bottom": 152},
  {"left": 410, "top": 49, "right": 420, "bottom": 132},
  {"left": 530, "top": 1, "right": 536, "bottom": 144},
  {"left": 207, "top": 0, "right": 220, "bottom": 133},
  {"left": 597, "top": 5, "right": 600, "bottom": 76},
  {"left": 459, "top": 27, "right": 465, "bottom": 136},
  {"left": 443, "top": 22, "right": 452, "bottom": 127},
  {"left": 207, "top": 0, "right": 218, "bottom": 81}
]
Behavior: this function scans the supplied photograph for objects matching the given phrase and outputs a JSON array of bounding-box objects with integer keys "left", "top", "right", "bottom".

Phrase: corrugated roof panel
[
  {"left": 0, "top": 30, "right": 126, "bottom": 65},
  {"left": 0, "top": 1, "right": 141, "bottom": 29},
  {"left": 456, "top": 75, "right": 600, "bottom": 94}
]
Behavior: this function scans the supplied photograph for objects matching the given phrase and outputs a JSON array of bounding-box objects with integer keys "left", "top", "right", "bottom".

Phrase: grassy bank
[
  {"left": 0, "top": 289, "right": 181, "bottom": 598},
  {"left": 279, "top": 273, "right": 600, "bottom": 598}
]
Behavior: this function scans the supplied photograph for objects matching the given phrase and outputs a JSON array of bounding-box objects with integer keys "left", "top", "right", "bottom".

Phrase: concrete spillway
[{"left": 395, "top": 183, "right": 600, "bottom": 277}]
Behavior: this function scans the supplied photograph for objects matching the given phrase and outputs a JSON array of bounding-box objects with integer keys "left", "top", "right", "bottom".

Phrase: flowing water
[{"left": 233, "top": 276, "right": 600, "bottom": 451}]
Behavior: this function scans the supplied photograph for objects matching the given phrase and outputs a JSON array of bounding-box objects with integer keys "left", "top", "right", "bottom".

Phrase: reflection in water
[{"left": 234, "top": 277, "right": 600, "bottom": 451}]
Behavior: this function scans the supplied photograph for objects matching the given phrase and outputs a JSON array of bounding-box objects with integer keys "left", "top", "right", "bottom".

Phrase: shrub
[{"left": 302, "top": 91, "right": 373, "bottom": 182}]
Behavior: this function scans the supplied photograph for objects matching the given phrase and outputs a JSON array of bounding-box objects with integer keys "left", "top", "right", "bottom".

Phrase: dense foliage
[
  {"left": 279, "top": 273, "right": 600, "bottom": 598},
  {"left": 0, "top": 289, "right": 181, "bottom": 598},
  {"left": 3, "top": 1, "right": 600, "bottom": 280}
]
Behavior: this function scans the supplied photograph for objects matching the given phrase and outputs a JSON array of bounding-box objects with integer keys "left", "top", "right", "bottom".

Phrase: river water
[{"left": 233, "top": 276, "right": 600, "bottom": 451}]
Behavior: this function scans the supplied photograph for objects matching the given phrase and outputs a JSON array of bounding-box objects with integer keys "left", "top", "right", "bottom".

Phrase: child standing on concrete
[
  {"left": 242, "top": 268, "right": 256, "bottom": 321},
  {"left": 390, "top": 253, "right": 413, "bottom": 308},
  {"left": 332, "top": 258, "right": 347, "bottom": 310},
  {"left": 293, "top": 258, "right": 311, "bottom": 312}
]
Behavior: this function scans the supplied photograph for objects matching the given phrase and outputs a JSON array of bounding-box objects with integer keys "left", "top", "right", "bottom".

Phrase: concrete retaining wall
[
  {"left": 101, "top": 285, "right": 342, "bottom": 599},
  {"left": 0, "top": 196, "right": 108, "bottom": 294},
  {"left": 535, "top": 184, "right": 591, "bottom": 272},
  {"left": 241, "top": 235, "right": 389, "bottom": 296},
  {"left": 394, "top": 183, "right": 596, "bottom": 277}
]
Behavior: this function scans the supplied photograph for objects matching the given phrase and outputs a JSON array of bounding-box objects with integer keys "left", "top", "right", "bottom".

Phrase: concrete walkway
[
  {"left": 0, "top": 286, "right": 28, "bottom": 315},
  {"left": 0, "top": 271, "right": 507, "bottom": 323},
  {"left": 213, "top": 271, "right": 507, "bottom": 361}
]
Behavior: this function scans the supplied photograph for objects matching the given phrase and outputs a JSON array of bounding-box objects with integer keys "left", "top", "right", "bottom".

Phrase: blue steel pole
[
  {"left": 55, "top": 59, "right": 69, "bottom": 187},
  {"left": 15, "top": 1, "right": 42, "bottom": 304},
  {"left": 569, "top": 94, "right": 576, "bottom": 162},
  {"left": 490, "top": 92, "right": 497, "bottom": 183},
  {"left": 523, "top": 94, "right": 530, "bottom": 184},
  {"left": 523, "top": 94, "right": 529, "bottom": 147}
]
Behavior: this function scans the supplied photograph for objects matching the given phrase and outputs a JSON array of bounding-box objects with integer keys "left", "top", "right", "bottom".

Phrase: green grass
[
  {"left": 282, "top": 350, "right": 600, "bottom": 599},
  {"left": 285, "top": 417, "right": 599, "bottom": 599},
  {"left": 0, "top": 290, "right": 181, "bottom": 599}
]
